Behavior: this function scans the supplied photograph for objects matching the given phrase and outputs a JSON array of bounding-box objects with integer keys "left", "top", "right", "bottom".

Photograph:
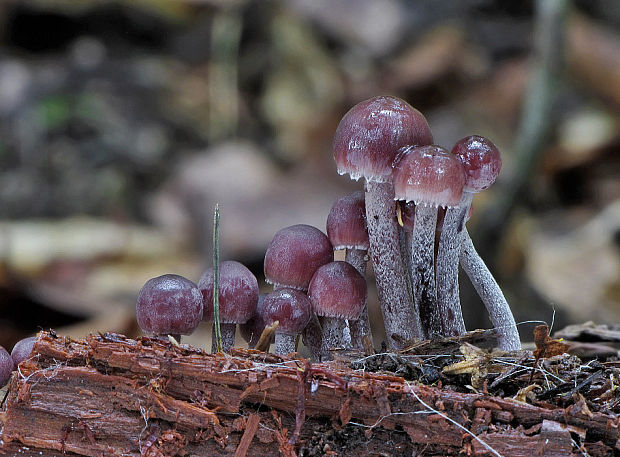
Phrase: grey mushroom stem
[
  {"left": 320, "top": 317, "right": 349, "bottom": 361},
  {"left": 366, "top": 180, "right": 422, "bottom": 348},
  {"left": 345, "top": 249, "right": 372, "bottom": 350},
  {"left": 435, "top": 193, "right": 472, "bottom": 337},
  {"left": 410, "top": 204, "right": 439, "bottom": 339},
  {"left": 275, "top": 333, "right": 296, "bottom": 355},
  {"left": 212, "top": 323, "right": 236, "bottom": 353},
  {"left": 459, "top": 228, "right": 521, "bottom": 351}
]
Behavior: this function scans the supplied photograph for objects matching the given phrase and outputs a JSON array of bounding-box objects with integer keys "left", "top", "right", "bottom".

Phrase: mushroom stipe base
[{"left": 460, "top": 229, "right": 521, "bottom": 351}]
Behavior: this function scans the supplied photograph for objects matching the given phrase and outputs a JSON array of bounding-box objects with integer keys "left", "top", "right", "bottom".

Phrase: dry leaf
[{"left": 533, "top": 324, "right": 570, "bottom": 360}]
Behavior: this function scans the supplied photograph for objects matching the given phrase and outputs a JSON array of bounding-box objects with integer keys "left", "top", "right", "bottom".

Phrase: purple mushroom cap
[
  {"left": 451, "top": 135, "right": 502, "bottom": 193},
  {"left": 136, "top": 274, "right": 203, "bottom": 336},
  {"left": 261, "top": 288, "right": 312, "bottom": 336},
  {"left": 0, "top": 346, "right": 13, "bottom": 387},
  {"left": 308, "top": 261, "right": 367, "bottom": 320},
  {"left": 11, "top": 336, "right": 36, "bottom": 366},
  {"left": 393, "top": 145, "right": 465, "bottom": 208},
  {"left": 264, "top": 224, "right": 333, "bottom": 291},
  {"left": 333, "top": 95, "right": 433, "bottom": 183},
  {"left": 326, "top": 191, "right": 369, "bottom": 251},
  {"left": 199, "top": 260, "right": 259, "bottom": 324}
]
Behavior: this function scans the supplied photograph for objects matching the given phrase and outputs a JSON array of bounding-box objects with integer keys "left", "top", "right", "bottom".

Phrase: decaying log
[{"left": 0, "top": 332, "right": 618, "bottom": 457}]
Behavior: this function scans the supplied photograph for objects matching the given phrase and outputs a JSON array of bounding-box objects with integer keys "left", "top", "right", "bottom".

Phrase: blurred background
[{"left": 0, "top": 0, "right": 618, "bottom": 351}]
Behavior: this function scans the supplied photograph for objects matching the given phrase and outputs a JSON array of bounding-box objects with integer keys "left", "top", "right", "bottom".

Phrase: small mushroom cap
[
  {"left": 136, "top": 274, "right": 203, "bottom": 336},
  {"left": 326, "top": 191, "right": 369, "bottom": 250},
  {"left": 264, "top": 224, "right": 333, "bottom": 291},
  {"left": 0, "top": 346, "right": 14, "bottom": 387},
  {"left": 392, "top": 145, "right": 465, "bottom": 207},
  {"left": 261, "top": 288, "right": 312, "bottom": 336},
  {"left": 199, "top": 260, "right": 259, "bottom": 324},
  {"left": 451, "top": 135, "right": 501, "bottom": 193},
  {"left": 333, "top": 96, "right": 433, "bottom": 183},
  {"left": 239, "top": 293, "right": 268, "bottom": 347},
  {"left": 11, "top": 336, "right": 36, "bottom": 366},
  {"left": 308, "top": 261, "right": 367, "bottom": 319}
]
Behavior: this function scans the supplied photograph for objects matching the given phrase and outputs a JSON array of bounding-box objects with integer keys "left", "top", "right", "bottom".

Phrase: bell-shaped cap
[
  {"left": 451, "top": 135, "right": 501, "bottom": 193},
  {"left": 333, "top": 96, "right": 433, "bottom": 183},
  {"left": 199, "top": 261, "right": 259, "bottom": 324},
  {"left": 392, "top": 145, "right": 465, "bottom": 207}
]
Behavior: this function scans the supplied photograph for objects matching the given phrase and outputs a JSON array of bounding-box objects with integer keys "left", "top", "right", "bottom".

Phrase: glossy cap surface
[
  {"left": 326, "top": 191, "right": 369, "bottom": 250},
  {"left": 308, "top": 261, "right": 367, "bottom": 319},
  {"left": 0, "top": 346, "right": 12, "bottom": 387},
  {"left": 451, "top": 135, "right": 501, "bottom": 193},
  {"left": 261, "top": 288, "right": 312, "bottom": 335},
  {"left": 200, "top": 261, "right": 259, "bottom": 324},
  {"left": 264, "top": 224, "right": 333, "bottom": 291},
  {"left": 136, "top": 274, "right": 203, "bottom": 336},
  {"left": 393, "top": 145, "right": 465, "bottom": 207},
  {"left": 11, "top": 336, "right": 36, "bottom": 366},
  {"left": 333, "top": 96, "right": 433, "bottom": 183}
]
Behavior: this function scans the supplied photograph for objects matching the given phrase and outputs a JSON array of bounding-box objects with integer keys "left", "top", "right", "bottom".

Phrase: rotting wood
[{"left": 0, "top": 332, "right": 617, "bottom": 457}]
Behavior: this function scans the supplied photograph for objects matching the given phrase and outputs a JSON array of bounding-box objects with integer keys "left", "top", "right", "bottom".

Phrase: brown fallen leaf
[{"left": 533, "top": 324, "right": 570, "bottom": 360}]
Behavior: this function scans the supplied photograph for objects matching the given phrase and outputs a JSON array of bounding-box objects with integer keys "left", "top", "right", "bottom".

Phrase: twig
[
  {"left": 213, "top": 203, "right": 223, "bottom": 353},
  {"left": 234, "top": 413, "right": 261, "bottom": 457},
  {"left": 405, "top": 382, "right": 504, "bottom": 457}
]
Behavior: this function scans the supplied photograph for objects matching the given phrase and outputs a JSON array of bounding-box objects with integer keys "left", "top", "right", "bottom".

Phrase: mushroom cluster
[
  {"left": 131, "top": 95, "right": 520, "bottom": 357},
  {"left": 332, "top": 96, "right": 520, "bottom": 351}
]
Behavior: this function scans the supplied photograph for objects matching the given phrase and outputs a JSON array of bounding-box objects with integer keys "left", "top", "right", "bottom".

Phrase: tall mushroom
[
  {"left": 136, "top": 274, "right": 203, "bottom": 343},
  {"left": 308, "top": 261, "right": 367, "bottom": 360},
  {"left": 333, "top": 96, "right": 432, "bottom": 348},
  {"left": 436, "top": 136, "right": 502, "bottom": 338},
  {"left": 392, "top": 145, "right": 466, "bottom": 338},
  {"left": 447, "top": 136, "right": 520, "bottom": 350},
  {"left": 199, "top": 260, "right": 259, "bottom": 353},
  {"left": 326, "top": 191, "right": 372, "bottom": 349}
]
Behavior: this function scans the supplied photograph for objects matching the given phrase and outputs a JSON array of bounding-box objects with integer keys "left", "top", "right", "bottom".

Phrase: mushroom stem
[
  {"left": 320, "top": 317, "right": 349, "bottom": 360},
  {"left": 410, "top": 204, "right": 439, "bottom": 339},
  {"left": 365, "top": 180, "right": 421, "bottom": 348},
  {"left": 459, "top": 229, "right": 521, "bottom": 351},
  {"left": 435, "top": 193, "right": 472, "bottom": 337},
  {"left": 212, "top": 323, "right": 236, "bottom": 353},
  {"left": 275, "top": 333, "right": 295, "bottom": 355},
  {"left": 345, "top": 249, "right": 372, "bottom": 350}
]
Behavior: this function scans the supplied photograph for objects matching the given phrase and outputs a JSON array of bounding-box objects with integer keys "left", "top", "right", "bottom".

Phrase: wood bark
[{"left": 0, "top": 332, "right": 618, "bottom": 457}]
